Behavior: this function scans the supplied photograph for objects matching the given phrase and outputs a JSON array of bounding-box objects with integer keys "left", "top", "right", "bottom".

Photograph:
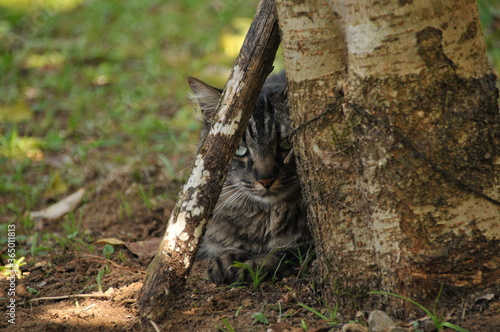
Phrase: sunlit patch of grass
[
  {"left": 0, "top": 127, "right": 43, "bottom": 161},
  {"left": 0, "top": 161, "right": 44, "bottom": 211},
  {"left": 0, "top": 0, "right": 261, "bottom": 260},
  {"left": 0, "top": 0, "right": 86, "bottom": 12},
  {"left": 220, "top": 17, "right": 253, "bottom": 58},
  {"left": 0, "top": 100, "right": 32, "bottom": 122},
  {"left": 43, "top": 170, "right": 68, "bottom": 199},
  {"left": 478, "top": 0, "right": 500, "bottom": 74},
  {"left": 24, "top": 51, "right": 65, "bottom": 69},
  {"left": 0, "top": 256, "right": 27, "bottom": 279}
]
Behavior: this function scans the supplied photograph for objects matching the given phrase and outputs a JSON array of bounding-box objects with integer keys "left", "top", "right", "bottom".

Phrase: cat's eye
[
  {"left": 279, "top": 138, "right": 292, "bottom": 150},
  {"left": 235, "top": 145, "right": 248, "bottom": 157}
]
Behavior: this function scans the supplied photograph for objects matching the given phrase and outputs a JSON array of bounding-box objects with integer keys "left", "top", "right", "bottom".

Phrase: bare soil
[{"left": 1, "top": 160, "right": 498, "bottom": 331}]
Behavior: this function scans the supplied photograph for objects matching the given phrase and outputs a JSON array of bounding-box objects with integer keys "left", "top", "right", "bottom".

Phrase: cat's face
[{"left": 188, "top": 75, "right": 300, "bottom": 207}]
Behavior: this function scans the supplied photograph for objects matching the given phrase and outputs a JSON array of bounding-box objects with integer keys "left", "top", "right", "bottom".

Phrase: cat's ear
[
  {"left": 187, "top": 77, "right": 223, "bottom": 123},
  {"left": 271, "top": 87, "right": 287, "bottom": 100},
  {"left": 269, "top": 88, "right": 288, "bottom": 111}
]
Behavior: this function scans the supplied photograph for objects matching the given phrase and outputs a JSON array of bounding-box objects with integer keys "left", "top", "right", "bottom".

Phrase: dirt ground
[{"left": 1, "top": 160, "right": 499, "bottom": 332}]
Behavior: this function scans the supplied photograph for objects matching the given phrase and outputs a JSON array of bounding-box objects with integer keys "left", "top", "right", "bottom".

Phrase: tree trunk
[
  {"left": 137, "top": 0, "right": 280, "bottom": 322},
  {"left": 276, "top": 0, "right": 499, "bottom": 316}
]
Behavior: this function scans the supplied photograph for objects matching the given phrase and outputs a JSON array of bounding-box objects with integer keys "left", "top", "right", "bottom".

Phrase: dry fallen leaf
[
  {"left": 125, "top": 237, "right": 162, "bottom": 258},
  {"left": 44, "top": 170, "right": 69, "bottom": 199},
  {"left": 476, "top": 293, "right": 495, "bottom": 302},
  {"left": 92, "top": 237, "right": 161, "bottom": 258},
  {"left": 30, "top": 188, "right": 86, "bottom": 222},
  {"left": 93, "top": 238, "right": 127, "bottom": 246}
]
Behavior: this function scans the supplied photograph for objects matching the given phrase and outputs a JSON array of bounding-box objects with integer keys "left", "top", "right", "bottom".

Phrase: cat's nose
[{"left": 257, "top": 178, "right": 276, "bottom": 189}]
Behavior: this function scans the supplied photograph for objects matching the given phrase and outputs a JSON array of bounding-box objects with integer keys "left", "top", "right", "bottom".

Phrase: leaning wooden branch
[{"left": 137, "top": 0, "right": 280, "bottom": 322}]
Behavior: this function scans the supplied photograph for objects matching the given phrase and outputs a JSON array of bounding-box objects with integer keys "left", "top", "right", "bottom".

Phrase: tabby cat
[{"left": 188, "top": 71, "right": 312, "bottom": 284}]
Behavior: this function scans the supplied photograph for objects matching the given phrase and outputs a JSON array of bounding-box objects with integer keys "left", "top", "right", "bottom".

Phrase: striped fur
[{"left": 188, "top": 72, "right": 312, "bottom": 284}]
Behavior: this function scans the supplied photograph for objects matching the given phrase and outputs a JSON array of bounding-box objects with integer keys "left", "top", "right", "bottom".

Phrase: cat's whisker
[
  {"left": 219, "top": 188, "right": 240, "bottom": 199},
  {"left": 215, "top": 188, "right": 245, "bottom": 215},
  {"left": 222, "top": 187, "right": 242, "bottom": 203},
  {"left": 191, "top": 71, "right": 312, "bottom": 285},
  {"left": 216, "top": 194, "right": 241, "bottom": 217},
  {"left": 235, "top": 191, "right": 251, "bottom": 208},
  {"left": 222, "top": 183, "right": 240, "bottom": 190},
  {"left": 219, "top": 187, "right": 241, "bottom": 199},
  {"left": 243, "top": 192, "right": 256, "bottom": 210},
  {"left": 284, "top": 147, "right": 294, "bottom": 164},
  {"left": 226, "top": 191, "right": 246, "bottom": 208}
]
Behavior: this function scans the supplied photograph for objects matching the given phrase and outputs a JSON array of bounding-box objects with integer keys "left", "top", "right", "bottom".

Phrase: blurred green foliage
[
  {"left": 478, "top": 0, "right": 500, "bottom": 74},
  {"left": 0, "top": 0, "right": 258, "bottom": 236},
  {"left": 0, "top": 0, "right": 498, "bottom": 243}
]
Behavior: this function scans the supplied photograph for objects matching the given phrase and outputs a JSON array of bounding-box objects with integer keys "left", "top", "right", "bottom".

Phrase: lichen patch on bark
[
  {"left": 164, "top": 212, "right": 187, "bottom": 252},
  {"left": 184, "top": 158, "right": 209, "bottom": 190},
  {"left": 347, "top": 23, "right": 391, "bottom": 55},
  {"left": 210, "top": 112, "right": 242, "bottom": 136}
]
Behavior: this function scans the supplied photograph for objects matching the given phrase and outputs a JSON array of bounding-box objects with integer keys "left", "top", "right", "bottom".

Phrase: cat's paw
[
  {"left": 232, "top": 253, "right": 290, "bottom": 284},
  {"left": 205, "top": 251, "right": 296, "bottom": 285},
  {"left": 207, "top": 260, "right": 238, "bottom": 284},
  {"left": 208, "top": 259, "right": 270, "bottom": 285},
  {"left": 206, "top": 251, "right": 248, "bottom": 284}
]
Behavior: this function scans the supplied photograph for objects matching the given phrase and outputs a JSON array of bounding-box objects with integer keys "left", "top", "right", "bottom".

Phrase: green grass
[
  {"left": 216, "top": 317, "right": 236, "bottom": 332},
  {"left": 478, "top": 0, "right": 500, "bottom": 75},
  {"left": 2, "top": 0, "right": 498, "bottom": 241},
  {"left": 0, "top": 0, "right": 258, "bottom": 261},
  {"left": 297, "top": 301, "right": 340, "bottom": 330},
  {"left": 370, "top": 287, "right": 469, "bottom": 332},
  {"left": 231, "top": 260, "right": 268, "bottom": 289},
  {"left": 0, "top": 6, "right": 499, "bottom": 330}
]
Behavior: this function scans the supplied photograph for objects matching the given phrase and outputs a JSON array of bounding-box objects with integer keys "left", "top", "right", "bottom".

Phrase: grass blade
[
  {"left": 298, "top": 303, "right": 330, "bottom": 321},
  {"left": 370, "top": 291, "right": 439, "bottom": 328},
  {"left": 370, "top": 291, "right": 434, "bottom": 317},
  {"left": 442, "top": 322, "right": 469, "bottom": 332}
]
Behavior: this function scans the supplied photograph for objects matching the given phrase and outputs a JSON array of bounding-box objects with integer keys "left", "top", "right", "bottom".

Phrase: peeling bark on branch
[{"left": 138, "top": 0, "right": 280, "bottom": 322}]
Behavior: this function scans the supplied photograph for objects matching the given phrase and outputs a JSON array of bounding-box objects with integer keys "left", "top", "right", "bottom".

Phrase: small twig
[
  {"left": 149, "top": 320, "right": 161, "bottom": 332},
  {"left": 461, "top": 302, "right": 467, "bottom": 320},
  {"left": 290, "top": 106, "right": 337, "bottom": 138},
  {"left": 82, "top": 303, "right": 96, "bottom": 311},
  {"left": 120, "top": 298, "right": 136, "bottom": 306},
  {"left": 68, "top": 255, "right": 146, "bottom": 274},
  {"left": 29, "top": 293, "right": 111, "bottom": 302}
]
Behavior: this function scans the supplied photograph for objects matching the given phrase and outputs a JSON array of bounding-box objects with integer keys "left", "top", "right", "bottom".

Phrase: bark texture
[
  {"left": 276, "top": 0, "right": 499, "bottom": 315},
  {"left": 138, "top": 0, "right": 280, "bottom": 322}
]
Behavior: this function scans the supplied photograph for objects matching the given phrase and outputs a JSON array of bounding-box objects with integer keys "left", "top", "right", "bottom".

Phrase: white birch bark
[{"left": 276, "top": 0, "right": 499, "bottom": 314}]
